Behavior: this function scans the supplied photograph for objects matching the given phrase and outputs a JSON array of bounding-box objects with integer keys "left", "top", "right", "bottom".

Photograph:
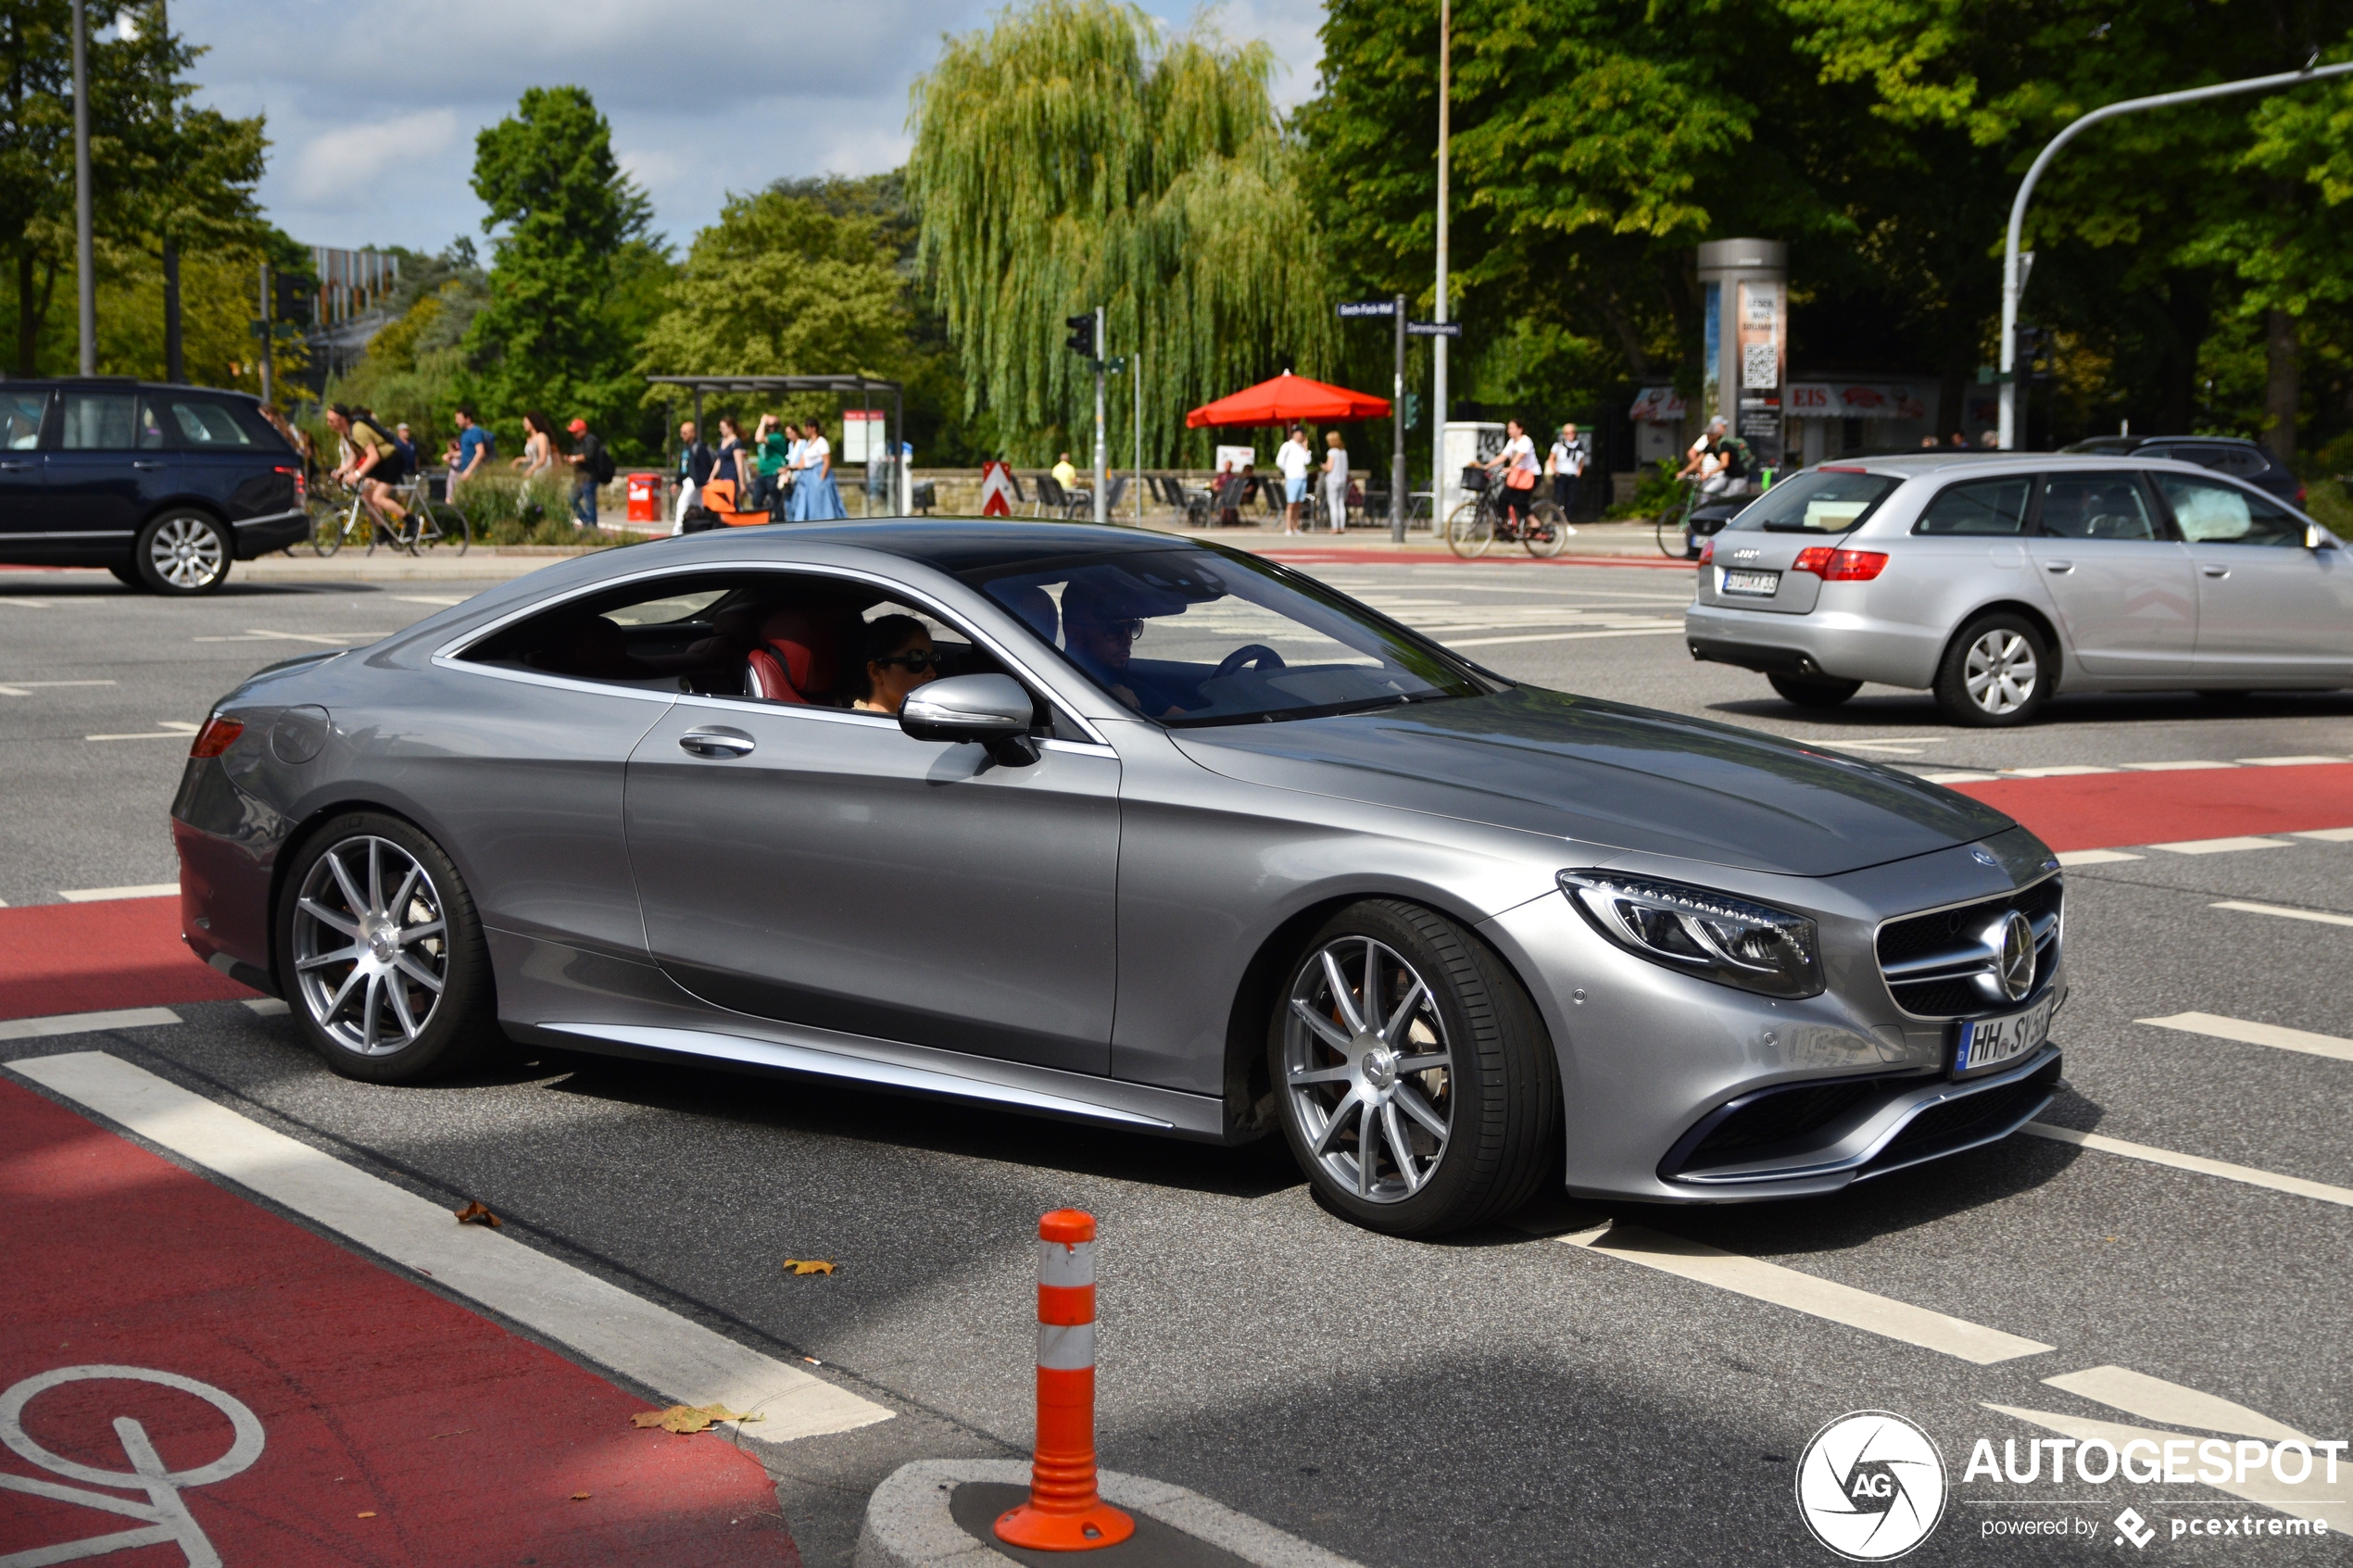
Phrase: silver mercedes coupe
[{"left": 173, "top": 521, "right": 2067, "bottom": 1236}]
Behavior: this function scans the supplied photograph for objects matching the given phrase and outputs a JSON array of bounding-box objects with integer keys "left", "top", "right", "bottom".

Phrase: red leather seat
[{"left": 745, "top": 606, "right": 855, "bottom": 704}]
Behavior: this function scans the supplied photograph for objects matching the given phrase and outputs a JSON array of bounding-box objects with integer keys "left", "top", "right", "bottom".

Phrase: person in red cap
[{"left": 563, "top": 417, "right": 612, "bottom": 527}]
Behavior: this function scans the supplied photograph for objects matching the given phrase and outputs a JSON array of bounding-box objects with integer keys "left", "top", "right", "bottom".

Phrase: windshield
[
  {"left": 1726, "top": 470, "right": 1901, "bottom": 534},
  {"left": 961, "top": 547, "right": 1496, "bottom": 726}
]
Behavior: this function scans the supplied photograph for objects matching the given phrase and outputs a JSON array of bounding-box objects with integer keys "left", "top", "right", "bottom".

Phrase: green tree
[
  {"left": 908, "top": 0, "right": 1335, "bottom": 463},
  {"left": 466, "top": 85, "right": 665, "bottom": 445}
]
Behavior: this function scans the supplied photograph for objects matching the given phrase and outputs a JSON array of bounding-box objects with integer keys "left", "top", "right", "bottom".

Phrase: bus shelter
[{"left": 645, "top": 374, "right": 908, "bottom": 515}]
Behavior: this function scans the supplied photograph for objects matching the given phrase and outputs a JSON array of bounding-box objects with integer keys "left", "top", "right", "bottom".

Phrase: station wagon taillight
[
  {"left": 1698, "top": 535, "right": 1716, "bottom": 565},
  {"left": 1792, "top": 546, "right": 1889, "bottom": 582}
]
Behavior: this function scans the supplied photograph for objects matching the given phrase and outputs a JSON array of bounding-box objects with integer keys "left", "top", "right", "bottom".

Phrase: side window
[
  {"left": 160, "top": 396, "right": 257, "bottom": 448},
  {"left": 57, "top": 393, "right": 165, "bottom": 450},
  {"left": 2155, "top": 472, "right": 2301, "bottom": 547},
  {"left": 1913, "top": 476, "right": 2031, "bottom": 535},
  {"left": 460, "top": 573, "right": 745, "bottom": 693},
  {"left": 1, "top": 391, "right": 45, "bottom": 450},
  {"left": 2038, "top": 472, "right": 2158, "bottom": 541}
]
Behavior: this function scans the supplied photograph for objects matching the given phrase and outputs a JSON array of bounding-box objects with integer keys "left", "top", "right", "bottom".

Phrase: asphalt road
[{"left": 3, "top": 555, "right": 2349, "bottom": 1565}]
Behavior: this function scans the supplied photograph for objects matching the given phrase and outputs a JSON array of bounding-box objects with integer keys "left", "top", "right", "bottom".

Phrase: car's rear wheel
[
  {"left": 133, "top": 510, "right": 232, "bottom": 595},
  {"left": 1272, "top": 899, "right": 1558, "bottom": 1236},
  {"left": 1933, "top": 612, "right": 2048, "bottom": 726},
  {"left": 278, "top": 812, "right": 499, "bottom": 1084},
  {"left": 1768, "top": 672, "right": 1862, "bottom": 709}
]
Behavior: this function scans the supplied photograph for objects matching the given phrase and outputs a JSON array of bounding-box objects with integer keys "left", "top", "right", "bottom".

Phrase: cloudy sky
[{"left": 173, "top": 0, "right": 1327, "bottom": 255}]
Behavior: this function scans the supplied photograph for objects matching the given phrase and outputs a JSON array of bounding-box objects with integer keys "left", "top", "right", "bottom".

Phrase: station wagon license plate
[
  {"left": 1953, "top": 993, "right": 2055, "bottom": 1077},
  {"left": 1719, "top": 569, "right": 1780, "bottom": 596}
]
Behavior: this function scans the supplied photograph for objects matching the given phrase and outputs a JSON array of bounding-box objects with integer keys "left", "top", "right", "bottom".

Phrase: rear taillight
[
  {"left": 1698, "top": 535, "right": 1716, "bottom": 565},
  {"left": 276, "top": 464, "right": 306, "bottom": 505},
  {"left": 2297, "top": 483, "right": 2308, "bottom": 505},
  {"left": 1792, "top": 547, "right": 1889, "bottom": 581},
  {"left": 189, "top": 715, "right": 244, "bottom": 759}
]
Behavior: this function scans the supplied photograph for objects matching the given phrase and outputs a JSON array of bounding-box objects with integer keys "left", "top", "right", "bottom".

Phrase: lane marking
[
  {"left": 241, "top": 997, "right": 290, "bottom": 1017},
  {"left": 2293, "top": 827, "right": 2353, "bottom": 843},
  {"left": 2235, "top": 755, "right": 2346, "bottom": 766},
  {"left": 1920, "top": 771, "right": 1999, "bottom": 784},
  {"left": 2057, "top": 848, "right": 2143, "bottom": 866},
  {"left": 2211, "top": 899, "right": 2353, "bottom": 929},
  {"left": 2145, "top": 835, "right": 2292, "bottom": 855},
  {"left": 58, "top": 884, "right": 181, "bottom": 903},
  {"left": 2138, "top": 1011, "right": 2353, "bottom": 1063},
  {"left": 1999, "top": 764, "right": 2117, "bottom": 778},
  {"left": 0, "top": 1007, "right": 181, "bottom": 1041},
  {"left": 1554, "top": 1220, "right": 2052, "bottom": 1364},
  {"left": 2043, "top": 1366, "right": 2307, "bottom": 1443},
  {"left": 2119, "top": 759, "right": 2240, "bottom": 771},
  {"left": 4, "top": 1051, "right": 895, "bottom": 1442},
  {"left": 392, "top": 595, "right": 468, "bottom": 606},
  {"left": 0, "top": 679, "right": 118, "bottom": 696},
  {"left": 1449, "top": 627, "right": 1684, "bottom": 647},
  {"left": 2023, "top": 1123, "right": 2353, "bottom": 1208},
  {"left": 85, "top": 721, "right": 200, "bottom": 743},
  {"left": 191, "top": 630, "right": 372, "bottom": 646},
  {"left": 1985, "top": 1402, "right": 2349, "bottom": 1526},
  {"left": 0, "top": 598, "right": 51, "bottom": 608}
]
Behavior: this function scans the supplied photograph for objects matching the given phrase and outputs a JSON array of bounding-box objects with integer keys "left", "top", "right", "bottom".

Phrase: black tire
[
  {"left": 1271, "top": 899, "right": 1559, "bottom": 1237},
  {"left": 107, "top": 562, "right": 142, "bottom": 589},
  {"left": 133, "top": 509, "right": 232, "bottom": 595},
  {"left": 1768, "top": 672, "right": 1863, "bottom": 709},
  {"left": 276, "top": 812, "right": 500, "bottom": 1084},
  {"left": 1932, "top": 611, "right": 2050, "bottom": 727}
]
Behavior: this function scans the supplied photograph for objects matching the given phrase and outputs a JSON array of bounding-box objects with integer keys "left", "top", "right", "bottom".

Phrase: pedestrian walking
[
  {"left": 1276, "top": 425, "right": 1312, "bottom": 534},
  {"left": 790, "top": 420, "right": 845, "bottom": 521},
  {"left": 671, "top": 420, "right": 713, "bottom": 534},
  {"left": 564, "top": 418, "right": 612, "bottom": 527},
  {"left": 1547, "top": 421, "right": 1588, "bottom": 521},
  {"left": 450, "top": 407, "right": 493, "bottom": 497},
  {"left": 512, "top": 410, "right": 556, "bottom": 478},
  {"left": 749, "top": 413, "right": 789, "bottom": 514},
  {"left": 1321, "top": 431, "right": 1349, "bottom": 533},
  {"left": 711, "top": 416, "right": 746, "bottom": 495}
]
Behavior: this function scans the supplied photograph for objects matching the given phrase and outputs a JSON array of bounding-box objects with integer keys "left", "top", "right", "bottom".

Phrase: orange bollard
[{"left": 994, "top": 1209, "right": 1136, "bottom": 1551}]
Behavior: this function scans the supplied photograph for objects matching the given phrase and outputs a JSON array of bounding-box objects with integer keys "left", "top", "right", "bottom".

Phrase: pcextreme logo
[{"left": 1796, "top": 1411, "right": 1949, "bottom": 1561}]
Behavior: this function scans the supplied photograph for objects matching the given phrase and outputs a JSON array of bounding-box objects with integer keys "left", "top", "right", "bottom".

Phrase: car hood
[{"left": 1167, "top": 687, "right": 2014, "bottom": 877}]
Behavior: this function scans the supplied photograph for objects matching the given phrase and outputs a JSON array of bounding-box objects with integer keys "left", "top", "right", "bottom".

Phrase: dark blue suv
[{"left": 0, "top": 378, "right": 308, "bottom": 594}]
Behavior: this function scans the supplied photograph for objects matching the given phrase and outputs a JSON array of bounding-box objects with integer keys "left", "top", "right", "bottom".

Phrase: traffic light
[
  {"left": 272, "top": 274, "right": 313, "bottom": 325},
  {"left": 1064, "top": 312, "right": 1096, "bottom": 359},
  {"left": 1403, "top": 393, "right": 1422, "bottom": 428},
  {"left": 2013, "top": 324, "right": 2048, "bottom": 367}
]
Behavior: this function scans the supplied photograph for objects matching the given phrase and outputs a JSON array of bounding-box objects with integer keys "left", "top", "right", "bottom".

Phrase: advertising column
[{"left": 1694, "top": 239, "right": 1788, "bottom": 468}]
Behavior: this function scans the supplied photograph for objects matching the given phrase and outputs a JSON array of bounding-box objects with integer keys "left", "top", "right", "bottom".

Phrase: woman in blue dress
[{"left": 792, "top": 420, "right": 846, "bottom": 521}]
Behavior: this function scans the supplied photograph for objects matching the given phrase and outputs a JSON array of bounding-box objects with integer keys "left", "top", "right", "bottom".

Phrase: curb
[{"left": 853, "top": 1460, "right": 1363, "bottom": 1568}]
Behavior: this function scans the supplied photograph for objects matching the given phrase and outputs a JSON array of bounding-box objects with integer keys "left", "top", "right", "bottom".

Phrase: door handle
[
  {"left": 2043, "top": 560, "right": 2073, "bottom": 573},
  {"left": 132, "top": 459, "right": 167, "bottom": 470},
  {"left": 0, "top": 460, "right": 31, "bottom": 471},
  {"left": 2200, "top": 565, "right": 2230, "bottom": 579},
  {"left": 678, "top": 727, "right": 755, "bottom": 759}
]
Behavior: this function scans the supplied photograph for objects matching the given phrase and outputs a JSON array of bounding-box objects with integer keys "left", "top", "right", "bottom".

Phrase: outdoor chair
[{"left": 1102, "top": 475, "right": 1127, "bottom": 514}]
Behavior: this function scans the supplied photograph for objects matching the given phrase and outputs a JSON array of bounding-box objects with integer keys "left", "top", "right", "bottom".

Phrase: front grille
[
  {"left": 1876, "top": 877, "right": 2062, "bottom": 1019},
  {"left": 1858, "top": 1058, "right": 2060, "bottom": 1176},
  {"left": 1683, "top": 1080, "right": 1889, "bottom": 1169}
]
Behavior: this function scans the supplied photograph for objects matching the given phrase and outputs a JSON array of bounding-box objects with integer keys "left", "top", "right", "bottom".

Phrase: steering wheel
[{"left": 1211, "top": 644, "right": 1287, "bottom": 682}]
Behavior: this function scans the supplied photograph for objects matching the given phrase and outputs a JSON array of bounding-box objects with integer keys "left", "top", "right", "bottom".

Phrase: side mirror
[
  {"left": 2306, "top": 522, "right": 2337, "bottom": 550},
  {"left": 900, "top": 673, "right": 1039, "bottom": 765}
]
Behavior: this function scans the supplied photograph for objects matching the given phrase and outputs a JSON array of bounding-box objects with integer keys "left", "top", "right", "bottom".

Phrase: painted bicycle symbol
[{"left": 0, "top": 1364, "right": 264, "bottom": 1567}]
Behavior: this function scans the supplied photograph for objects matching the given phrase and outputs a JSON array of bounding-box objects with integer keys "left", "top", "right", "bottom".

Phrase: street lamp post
[
  {"left": 71, "top": 0, "right": 94, "bottom": 375},
  {"left": 1429, "top": 0, "right": 1449, "bottom": 513},
  {"left": 1998, "top": 57, "right": 2353, "bottom": 450}
]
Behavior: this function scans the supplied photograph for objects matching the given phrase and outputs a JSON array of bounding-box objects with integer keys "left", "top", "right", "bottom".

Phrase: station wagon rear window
[{"left": 1724, "top": 470, "right": 1900, "bottom": 534}]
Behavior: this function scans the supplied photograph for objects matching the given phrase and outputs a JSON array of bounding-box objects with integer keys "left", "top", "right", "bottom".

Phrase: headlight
[{"left": 1558, "top": 871, "right": 1823, "bottom": 998}]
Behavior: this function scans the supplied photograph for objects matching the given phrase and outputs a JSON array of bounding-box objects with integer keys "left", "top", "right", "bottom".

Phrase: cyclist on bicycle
[
  {"left": 1678, "top": 416, "right": 1755, "bottom": 500},
  {"left": 326, "top": 405, "right": 411, "bottom": 538},
  {"left": 1481, "top": 418, "right": 1541, "bottom": 530}
]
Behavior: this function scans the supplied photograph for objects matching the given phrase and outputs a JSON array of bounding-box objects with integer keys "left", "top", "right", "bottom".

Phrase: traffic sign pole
[
  {"left": 1092, "top": 306, "right": 1107, "bottom": 526},
  {"left": 1391, "top": 293, "right": 1406, "bottom": 544}
]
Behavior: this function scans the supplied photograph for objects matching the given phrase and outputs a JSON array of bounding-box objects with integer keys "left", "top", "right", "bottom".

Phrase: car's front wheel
[
  {"left": 1933, "top": 612, "right": 2048, "bottom": 726},
  {"left": 1272, "top": 899, "right": 1558, "bottom": 1236},
  {"left": 278, "top": 812, "right": 500, "bottom": 1083},
  {"left": 133, "top": 510, "right": 232, "bottom": 594},
  {"left": 1768, "top": 672, "right": 1862, "bottom": 709}
]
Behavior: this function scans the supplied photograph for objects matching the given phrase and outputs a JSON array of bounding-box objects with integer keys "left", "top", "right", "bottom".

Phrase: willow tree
[{"left": 908, "top": 0, "right": 1334, "bottom": 464}]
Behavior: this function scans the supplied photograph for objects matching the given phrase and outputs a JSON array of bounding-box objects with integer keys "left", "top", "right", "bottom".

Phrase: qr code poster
[{"left": 1743, "top": 343, "right": 1780, "bottom": 390}]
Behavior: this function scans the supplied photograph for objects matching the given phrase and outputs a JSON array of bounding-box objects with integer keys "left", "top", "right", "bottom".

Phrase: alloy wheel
[
  {"left": 1283, "top": 936, "right": 1454, "bottom": 1203},
  {"left": 291, "top": 835, "right": 449, "bottom": 1055},
  {"left": 147, "top": 516, "right": 226, "bottom": 589},
  {"left": 1963, "top": 629, "right": 2037, "bottom": 716}
]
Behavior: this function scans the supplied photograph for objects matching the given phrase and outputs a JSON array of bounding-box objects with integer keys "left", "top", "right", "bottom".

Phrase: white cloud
[
  {"left": 288, "top": 108, "right": 460, "bottom": 207},
  {"left": 178, "top": 0, "right": 1327, "bottom": 249}
]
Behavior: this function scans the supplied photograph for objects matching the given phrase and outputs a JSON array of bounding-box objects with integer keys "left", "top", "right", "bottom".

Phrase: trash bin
[{"left": 626, "top": 472, "right": 661, "bottom": 522}]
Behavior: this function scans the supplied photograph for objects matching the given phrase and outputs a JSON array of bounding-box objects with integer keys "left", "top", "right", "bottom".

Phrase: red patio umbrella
[{"left": 1184, "top": 370, "right": 1392, "bottom": 428}]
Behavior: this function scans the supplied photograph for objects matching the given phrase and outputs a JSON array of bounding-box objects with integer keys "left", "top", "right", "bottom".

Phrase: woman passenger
[{"left": 851, "top": 614, "right": 943, "bottom": 715}]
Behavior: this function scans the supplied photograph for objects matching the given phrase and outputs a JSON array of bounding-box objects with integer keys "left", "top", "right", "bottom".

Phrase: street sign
[
  {"left": 1336, "top": 300, "right": 1399, "bottom": 319},
  {"left": 1405, "top": 320, "right": 1462, "bottom": 338}
]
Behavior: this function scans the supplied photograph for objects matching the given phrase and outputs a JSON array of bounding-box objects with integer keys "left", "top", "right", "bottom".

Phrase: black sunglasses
[{"left": 875, "top": 648, "right": 949, "bottom": 672}]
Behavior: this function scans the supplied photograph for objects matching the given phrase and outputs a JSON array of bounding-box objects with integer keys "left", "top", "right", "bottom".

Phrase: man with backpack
[
  {"left": 325, "top": 404, "right": 413, "bottom": 542},
  {"left": 566, "top": 418, "right": 614, "bottom": 527}
]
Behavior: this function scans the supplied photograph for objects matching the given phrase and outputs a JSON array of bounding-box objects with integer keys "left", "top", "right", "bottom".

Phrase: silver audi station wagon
[
  {"left": 1685, "top": 453, "right": 2351, "bottom": 724},
  {"left": 175, "top": 522, "right": 2067, "bottom": 1236}
]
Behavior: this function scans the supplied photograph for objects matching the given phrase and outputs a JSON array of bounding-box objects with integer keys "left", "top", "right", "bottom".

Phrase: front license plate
[
  {"left": 1719, "top": 569, "right": 1780, "bottom": 596},
  {"left": 1954, "top": 994, "right": 2055, "bottom": 1076}
]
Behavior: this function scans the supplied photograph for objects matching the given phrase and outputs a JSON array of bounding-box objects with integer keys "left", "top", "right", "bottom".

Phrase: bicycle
[
  {"left": 310, "top": 474, "right": 471, "bottom": 557},
  {"left": 1655, "top": 478, "right": 1705, "bottom": 558},
  {"left": 1445, "top": 471, "right": 1571, "bottom": 558}
]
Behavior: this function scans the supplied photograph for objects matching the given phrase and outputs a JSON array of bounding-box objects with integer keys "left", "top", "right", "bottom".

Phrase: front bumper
[{"left": 1685, "top": 601, "right": 1944, "bottom": 689}]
